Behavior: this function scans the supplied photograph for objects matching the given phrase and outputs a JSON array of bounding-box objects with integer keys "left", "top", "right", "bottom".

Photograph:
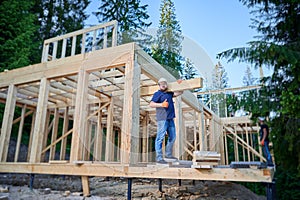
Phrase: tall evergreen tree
[
  {"left": 212, "top": 62, "right": 229, "bottom": 90},
  {"left": 94, "top": 0, "right": 152, "bottom": 46},
  {"left": 36, "top": 0, "right": 90, "bottom": 40},
  {"left": 33, "top": 0, "right": 90, "bottom": 58},
  {"left": 0, "top": 0, "right": 38, "bottom": 71},
  {"left": 218, "top": 1, "right": 300, "bottom": 199},
  {"left": 151, "top": 0, "right": 183, "bottom": 78},
  {"left": 210, "top": 62, "right": 229, "bottom": 117},
  {"left": 243, "top": 65, "right": 256, "bottom": 86},
  {"left": 182, "top": 58, "right": 198, "bottom": 80}
]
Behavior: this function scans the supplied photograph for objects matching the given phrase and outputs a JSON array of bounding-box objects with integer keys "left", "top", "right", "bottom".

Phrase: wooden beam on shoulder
[{"left": 140, "top": 78, "right": 203, "bottom": 96}]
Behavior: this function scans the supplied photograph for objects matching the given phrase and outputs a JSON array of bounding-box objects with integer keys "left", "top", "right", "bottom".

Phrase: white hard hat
[
  {"left": 258, "top": 117, "right": 265, "bottom": 121},
  {"left": 158, "top": 78, "right": 167, "bottom": 84}
]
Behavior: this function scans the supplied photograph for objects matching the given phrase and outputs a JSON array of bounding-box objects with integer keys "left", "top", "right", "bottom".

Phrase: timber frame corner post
[{"left": 120, "top": 49, "right": 141, "bottom": 165}]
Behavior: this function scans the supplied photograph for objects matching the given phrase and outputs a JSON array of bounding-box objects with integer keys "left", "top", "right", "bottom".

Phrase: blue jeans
[
  {"left": 155, "top": 119, "right": 176, "bottom": 161},
  {"left": 262, "top": 141, "right": 273, "bottom": 165}
]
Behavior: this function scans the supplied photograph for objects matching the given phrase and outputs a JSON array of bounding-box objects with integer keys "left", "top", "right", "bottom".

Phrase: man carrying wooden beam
[{"left": 150, "top": 78, "right": 183, "bottom": 164}]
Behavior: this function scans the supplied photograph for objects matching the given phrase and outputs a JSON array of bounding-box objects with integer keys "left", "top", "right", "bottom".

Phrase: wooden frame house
[{"left": 0, "top": 21, "right": 274, "bottom": 196}]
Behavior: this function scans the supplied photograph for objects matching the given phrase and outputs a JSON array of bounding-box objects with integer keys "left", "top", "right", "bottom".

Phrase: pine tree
[
  {"left": 242, "top": 65, "right": 256, "bottom": 86},
  {"left": 151, "top": 0, "right": 183, "bottom": 78},
  {"left": 218, "top": 1, "right": 300, "bottom": 198},
  {"left": 94, "top": 0, "right": 152, "bottom": 46},
  {"left": 33, "top": 0, "right": 90, "bottom": 58},
  {"left": 212, "top": 62, "right": 229, "bottom": 90},
  {"left": 182, "top": 58, "right": 198, "bottom": 80},
  {"left": 0, "top": 0, "right": 38, "bottom": 71},
  {"left": 210, "top": 62, "right": 229, "bottom": 117}
]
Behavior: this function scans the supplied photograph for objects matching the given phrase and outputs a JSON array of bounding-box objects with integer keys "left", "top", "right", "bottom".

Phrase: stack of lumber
[{"left": 191, "top": 151, "right": 220, "bottom": 169}]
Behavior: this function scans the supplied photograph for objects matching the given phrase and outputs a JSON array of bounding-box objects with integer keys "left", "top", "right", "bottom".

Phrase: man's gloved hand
[
  {"left": 177, "top": 79, "right": 183, "bottom": 84},
  {"left": 260, "top": 140, "right": 265, "bottom": 146},
  {"left": 162, "top": 99, "right": 169, "bottom": 108}
]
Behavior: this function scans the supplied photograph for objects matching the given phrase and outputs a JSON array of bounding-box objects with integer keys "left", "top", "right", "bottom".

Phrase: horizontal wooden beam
[
  {"left": 222, "top": 116, "right": 254, "bottom": 124},
  {"left": 0, "top": 163, "right": 274, "bottom": 183},
  {"left": 140, "top": 78, "right": 203, "bottom": 96},
  {"left": 44, "top": 20, "right": 117, "bottom": 44},
  {"left": 0, "top": 43, "right": 134, "bottom": 88},
  {"left": 197, "top": 85, "right": 261, "bottom": 95}
]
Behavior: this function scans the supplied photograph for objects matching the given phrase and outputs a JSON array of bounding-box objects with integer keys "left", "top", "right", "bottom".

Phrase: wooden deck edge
[{"left": 0, "top": 162, "right": 274, "bottom": 183}]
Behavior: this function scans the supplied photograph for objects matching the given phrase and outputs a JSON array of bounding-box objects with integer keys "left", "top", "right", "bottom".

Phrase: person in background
[
  {"left": 258, "top": 117, "right": 274, "bottom": 167},
  {"left": 150, "top": 78, "right": 183, "bottom": 164}
]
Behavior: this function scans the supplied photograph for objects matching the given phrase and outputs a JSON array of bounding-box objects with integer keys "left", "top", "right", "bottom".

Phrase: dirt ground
[{"left": 0, "top": 173, "right": 266, "bottom": 200}]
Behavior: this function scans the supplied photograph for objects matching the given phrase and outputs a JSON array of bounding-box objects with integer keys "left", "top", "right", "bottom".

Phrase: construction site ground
[{"left": 0, "top": 173, "right": 267, "bottom": 200}]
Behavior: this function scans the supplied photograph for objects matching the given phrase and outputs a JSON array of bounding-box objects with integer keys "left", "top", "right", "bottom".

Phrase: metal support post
[
  {"left": 158, "top": 178, "right": 162, "bottom": 192},
  {"left": 127, "top": 178, "right": 133, "bottom": 200},
  {"left": 29, "top": 174, "right": 35, "bottom": 190},
  {"left": 266, "top": 180, "right": 276, "bottom": 200}
]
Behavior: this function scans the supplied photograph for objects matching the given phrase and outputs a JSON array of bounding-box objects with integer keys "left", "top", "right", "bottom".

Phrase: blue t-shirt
[{"left": 151, "top": 90, "right": 175, "bottom": 121}]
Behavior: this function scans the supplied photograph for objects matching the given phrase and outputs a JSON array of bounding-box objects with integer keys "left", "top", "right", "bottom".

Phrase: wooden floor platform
[{"left": 0, "top": 162, "right": 274, "bottom": 183}]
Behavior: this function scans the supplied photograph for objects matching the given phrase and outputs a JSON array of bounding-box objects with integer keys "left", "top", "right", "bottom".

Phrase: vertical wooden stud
[
  {"left": 174, "top": 96, "right": 183, "bottom": 160},
  {"left": 52, "top": 41, "right": 58, "bottom": 60},
  {"left": 61, "top": 38, "right": 67, "bottom": 58},
  {"left": 234, "top": 125, "right": 239, "bottom": 162},
  {"left": 41, "top": 111, "right": 51, "bottom": 161},
  {"left": 94, "top": 108, "right": 103, "bottom": 161},
  {"left": 71, "top": 36, "right": 77, "bottom": 56},
  {"left": 14, "top": 105, "right": 27, "bottom": 162},
  {"left": 27, "top": 112, "right": 36, "bottom": 162},
  {"left": 50, "top": 108, "right": 59, "bottom": 160},
  {"left": 70, "top": 70, "right": 89, "bottom": 162},
  {"left": 142, "top": 114, "right": 148, "bottom": 162},
  {"left": 29, "top": 78, "right": 50, "bottom": 163},
  {"left": 112, "top": 22, "right": 118, "bottom": 47},
  {"left": 81, "top": 176, "right": 90, "bottom": 197},
  {"left": 224, "top": 132, "right": 228, "bottom": 165},
  {"left": 41, "top": 42, "right": 49, "bottom": 62},
  {"left": 105, "top": 98, "right": 114, "bottom": 162},
  {"left": 193, "top": 111, "right": 197, "bottom": 151},
  {"left": 103, "top": 27, "right": 107, "bottom": 48},
  {"left": 0, "top": 84, "right": 17, "bottom": 162},
  {"left": 92, "top": 30, "right": 97, "bottom": 51},
  {"left": 60, "top": 107, "right": 69, "bottom": 160},
  {"left": 120, "top": 52, "right": 140, "bottom": 164}
]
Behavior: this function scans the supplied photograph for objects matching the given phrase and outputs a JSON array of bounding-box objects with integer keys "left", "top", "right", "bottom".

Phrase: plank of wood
[
  {"left": 14, "top": 105, "right": 27, "bottom": 162},
  {"left": 70, "top": 69, "right": 89, "bottom": 161},
  {"left": 60, "top": 107, "right": 69, "bottom": 160},
  {"left": 0, "top": 163, "right": 274, "bottom": 183},
  {"left": 120, "top": 55, "right": 141, "bottom": 164},
  {"left": 140, "top": 78, "right": 203, "bottom": 96},
  {"left": 105, "top": 98, "right": 114, "bottom": 162},
  {"left": 193, "top": 161, "right": 219, "bottom": 166},
  {"left": 191, "top": 165, "right": 212, "bottom": 169},
  {"left": 42, "top": 129, "right": 73, "bottom": 154},
  {"left": 49, "top": 160, "right": 69, "bottom": 164},
  {"left": 49, "top": 108, "right": 59, "bottom": 160},
  {"left": 0, "top": 84, "right": 17, "bottom": 161},
  {"left": 29, "top": 78, "right": 50, "bottom": 163},
  {"left": 174, "top": 97, "right": 183, "bottom": 159},
  {"left": 94, "top": 107, "right": 103, "bottom": 161},
  {"left": 81, "top": 176, "right": 90, "bottom": 197}
]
